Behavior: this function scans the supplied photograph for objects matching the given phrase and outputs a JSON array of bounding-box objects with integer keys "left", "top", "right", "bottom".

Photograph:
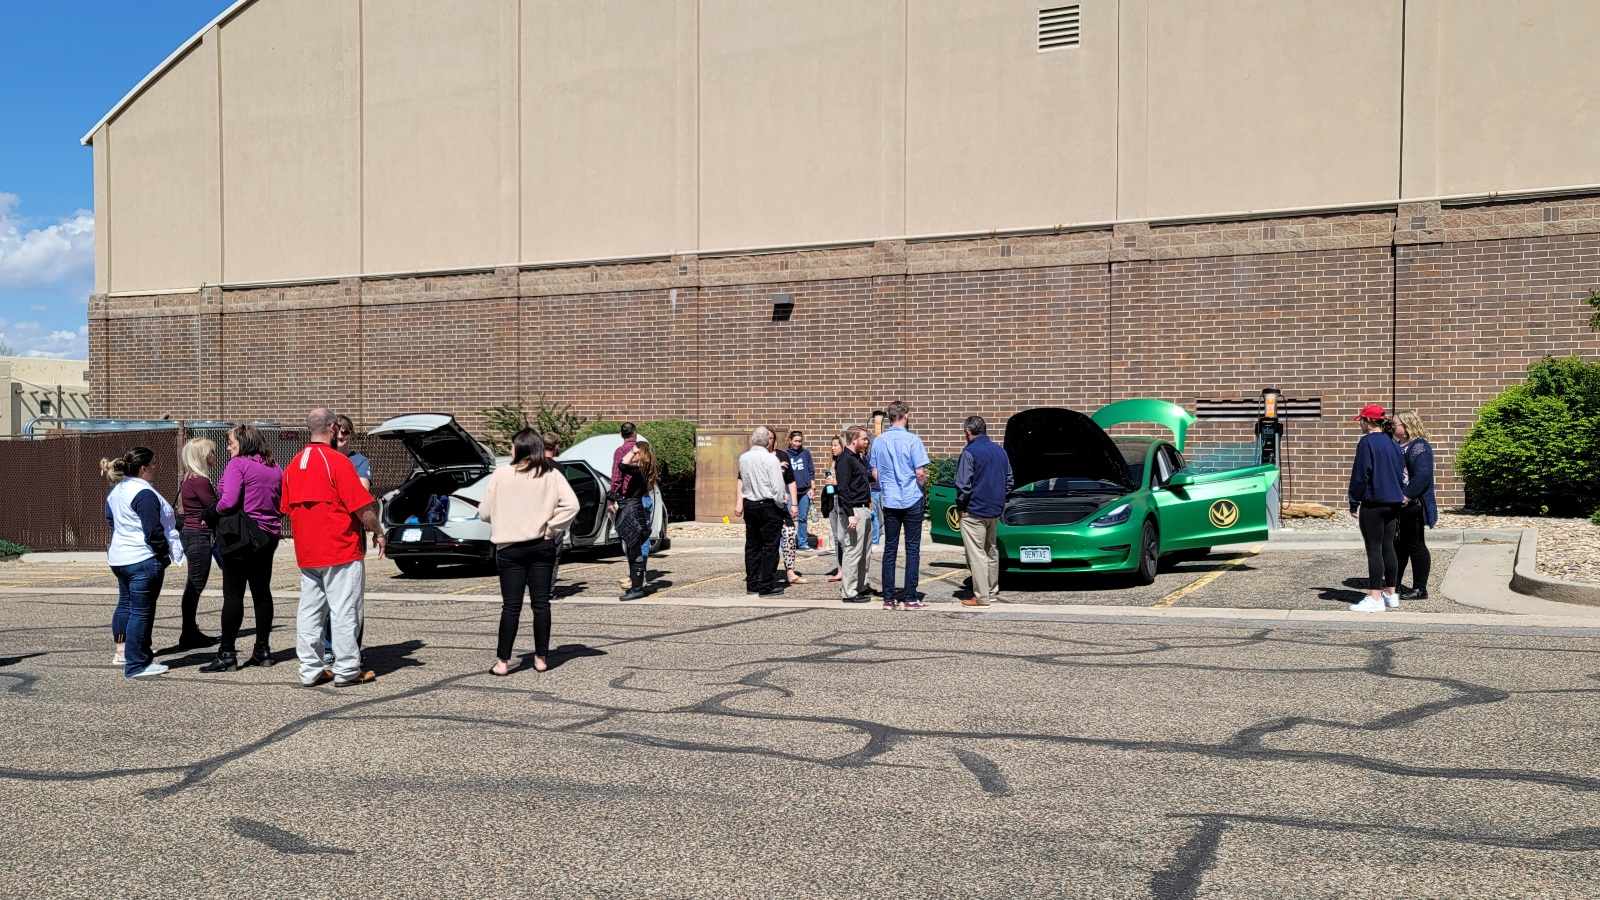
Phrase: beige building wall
[
  {"left": 361, "top": 0, "right": 520, "bottom": 274},
  {"left": 520, "top": 0, "right": 693, "bottom": 262},
  {"left": 1134, "top": 0, "right": 1404, "bottom": 219},
  {"left": 219, "top": 0, "right": 361, "bottom": 283},
  {"left": 0, "top": 358, "right": 91, "bottom": 436},
  {"left": 697, "top": 0, "right": 905, "bottom": 249},
  {"left": 1426, "top": 0, "right": 1600, "bottom": 196},
  {"left": 85, "top": 0, "right": 1600, "bottom": 293},
  {"left": 907, "top": 0, "right": 1118, "bottom": 233},
  {"left": 104, "top": 28, "right": 222, "bottom": 293}
]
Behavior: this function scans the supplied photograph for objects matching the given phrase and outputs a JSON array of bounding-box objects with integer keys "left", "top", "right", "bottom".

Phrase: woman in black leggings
[
  {"left": 1346, "top": 404, "right": 1407, "bottom": 613},
  {"left": 1393, "top": 411, "right": 1437, "bottom": 600}
]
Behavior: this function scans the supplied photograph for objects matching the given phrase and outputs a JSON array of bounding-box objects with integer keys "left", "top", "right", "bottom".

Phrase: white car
[{"left": 372, "top": 414, "right": 668, "bottom": 576}]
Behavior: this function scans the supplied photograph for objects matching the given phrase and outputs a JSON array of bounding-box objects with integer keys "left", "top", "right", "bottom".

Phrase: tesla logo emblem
[
  {"left": 945, "top": 506, "right": 960, "bottom": 530},
  {"left": 1209, "top": 499, "right": 1240, "bottom": 528}
]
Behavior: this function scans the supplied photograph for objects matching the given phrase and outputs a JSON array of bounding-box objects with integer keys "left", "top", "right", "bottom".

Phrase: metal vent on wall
[{"left": 1038, "top": 5, "right": 1081, "bottom": 51}]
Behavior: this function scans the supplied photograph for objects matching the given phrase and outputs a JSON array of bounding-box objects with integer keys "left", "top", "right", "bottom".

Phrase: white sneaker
[
  {"left": 111, "top": 651, "right": 125, "bottom": 665},
  {"left": 1349, "top": 597, "right": 1386, "bottom": 613},
  {"left": 1383, "top": 592, "right": 1400, "bottom": 609},
  {"left": 129, "top": 663, "right": 169, "bottom": 678}
]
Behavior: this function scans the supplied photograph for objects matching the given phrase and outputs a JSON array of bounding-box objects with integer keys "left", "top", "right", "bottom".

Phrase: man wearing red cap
[
  {"left": 281, "top": 407, "right": 387, "bottom": 686},
  {"left": 1347, "top": 404, "right": 1406, "bottom": 612}
]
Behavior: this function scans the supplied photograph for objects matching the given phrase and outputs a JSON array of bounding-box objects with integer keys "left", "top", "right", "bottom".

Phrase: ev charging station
[{"left": 1195, "top": 388, "right": 1323, "bottom": 531}]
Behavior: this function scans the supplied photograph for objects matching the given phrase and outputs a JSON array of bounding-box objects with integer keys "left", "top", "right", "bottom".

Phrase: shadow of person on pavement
[
  {"left": 364, "top": 639, "right": 426, "bottom": 675},
  {"left": 517, "top": 643, "right": 606, "bottom": 672}
]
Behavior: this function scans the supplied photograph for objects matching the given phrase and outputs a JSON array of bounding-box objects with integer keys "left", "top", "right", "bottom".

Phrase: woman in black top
[
  {"left": 1393, "top": 410, "right": 1438, "bottom": 600},
  {"left": 771, "top": 429, "right": 806, "bottom": 585},
  {"left": 613, "top": 442, "right": 657, "bottom": 601},
  {"left": 823, "top": 436, "right": 845, "bottom": 580}
]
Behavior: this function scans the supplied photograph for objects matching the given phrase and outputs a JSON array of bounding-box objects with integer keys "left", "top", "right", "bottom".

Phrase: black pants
[
  {"left": 1358, "top": 503, "right": 1401, "bottom": 591},
  {"left": 743, "top": 500, "right": 783, "bottom": 593},
  {"left": 496, "top": 538, "right": 558, "bottom": 659},
  {"left": 179, "top": 530, "right": 216, "bottom": 635},
  {"left": 617, "top": 498, "right": 649, "bottom": 590},
  {"left": 219, "top": 536, "right": 278, "bottom": 653},
  {"left": 1395, "top": 503, "right": 1431, "bottom": 590}
]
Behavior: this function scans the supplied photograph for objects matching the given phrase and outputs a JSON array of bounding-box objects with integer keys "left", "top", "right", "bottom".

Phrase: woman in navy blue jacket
[
  {"left": 1347, "top": 404, "right": 1407, "bottom": 612},
  {"left": 1393, "top": 411, "right": 1438, "bottom": 600}
]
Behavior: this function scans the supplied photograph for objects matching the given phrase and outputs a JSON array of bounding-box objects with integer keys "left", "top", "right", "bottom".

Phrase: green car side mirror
[{"left": 1166, "top": 471, "right": 1195, "bottom": 488}]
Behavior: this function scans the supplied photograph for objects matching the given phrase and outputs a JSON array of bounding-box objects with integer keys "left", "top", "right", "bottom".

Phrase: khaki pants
[
  {"left": 839, "top": 509, "right": 873, "bottom": 599},
  {"left": 960, "top": 514, "right": 1000, "bottom": 601}
]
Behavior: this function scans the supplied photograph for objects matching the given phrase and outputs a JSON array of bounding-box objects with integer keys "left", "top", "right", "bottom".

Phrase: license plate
[
  {"left": 1020, "top": 546, "right": 1052, "bottom": 563},
  {"left": 401, "top": 528, "right": 422, "bottom": 543}
]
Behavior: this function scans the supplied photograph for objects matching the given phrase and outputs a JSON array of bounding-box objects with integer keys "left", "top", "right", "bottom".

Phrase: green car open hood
[
  {"left": 1091, "top": 398, "right": 1198, "bottom": 452},
  {"left": 1004, "top": 408, "right": 1134, "bottom": 492}
]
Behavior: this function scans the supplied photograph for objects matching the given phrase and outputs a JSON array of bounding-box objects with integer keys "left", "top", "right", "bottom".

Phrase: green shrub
[
  {"left": 1591, "top": 508, "right": 1600, "bottom": 526},
  {"left": 0, "top": 539, "right": 29, "bottom": 557},
  {"left": 571, "top": 418, "right": 697, "bottom": 483},
  {"left": 1457, "top": 356, "right": 1600, "bottom": 515},
  {"left": 479, "top": 396, "right": 588, "bottom": 456},
  {"left": 927, "top": 455, "right": 961, "bottom": 487}
]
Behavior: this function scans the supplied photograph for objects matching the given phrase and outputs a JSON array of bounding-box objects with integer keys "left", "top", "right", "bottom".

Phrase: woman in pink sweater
[{"left": 479, "top": 429, "right": 579, "bottom": 676}]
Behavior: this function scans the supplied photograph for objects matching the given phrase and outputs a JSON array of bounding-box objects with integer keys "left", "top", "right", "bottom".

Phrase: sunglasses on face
[{"left": 337, "top": 429, "right": 352, "bottom": 438}]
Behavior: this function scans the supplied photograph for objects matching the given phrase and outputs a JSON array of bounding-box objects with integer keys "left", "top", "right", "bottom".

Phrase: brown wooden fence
[{"left": 0, "top": 427, "right": 413, "bottom": 552}]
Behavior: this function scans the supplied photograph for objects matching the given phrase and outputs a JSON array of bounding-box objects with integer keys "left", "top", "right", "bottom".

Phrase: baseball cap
[{"left": 1352, "top": 404, "right": 1386, "bottom": 421}]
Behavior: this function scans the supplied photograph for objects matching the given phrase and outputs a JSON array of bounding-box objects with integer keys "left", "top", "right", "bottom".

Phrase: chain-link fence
[{"left": 0, "top": 424, "right": 420, "bottom": 552}]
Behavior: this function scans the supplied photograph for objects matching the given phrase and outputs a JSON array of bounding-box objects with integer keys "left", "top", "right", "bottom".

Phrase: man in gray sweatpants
[{"left": 280, "top": 407, "right": 387, "bottom": 687}]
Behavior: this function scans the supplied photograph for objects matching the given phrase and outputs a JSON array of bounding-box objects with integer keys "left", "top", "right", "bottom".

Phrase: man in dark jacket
[
  {"left": 834, "top": 426, "right": 875, "bottom": 602},
  {"left": 955, "top": 415, "right": 1013, "bottom": 607}
]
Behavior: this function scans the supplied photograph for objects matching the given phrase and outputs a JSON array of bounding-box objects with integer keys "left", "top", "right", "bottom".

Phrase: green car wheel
[{"left": 1133, "top": 520, "right": 1159, "bottom": 586}]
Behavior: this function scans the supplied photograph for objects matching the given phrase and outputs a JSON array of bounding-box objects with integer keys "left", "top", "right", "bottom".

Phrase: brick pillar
[
  {"left": 196, "top": 286, "right": 224, "bottom": 420},
  {"left": 87, "top": 293, "right": 111, "bottom": 417}
]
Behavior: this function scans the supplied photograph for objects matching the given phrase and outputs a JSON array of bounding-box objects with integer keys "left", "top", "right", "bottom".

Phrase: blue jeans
[
  {"left": 111, "top": 557, "right": 165, "bottom": 676},
  {"left": 880, "top": 499, "right": 924, "bottom": 602},
  {"left": 870, "top": 491, "right": 882, "bottom": 544},
  {"left": 795, "top": 491, "right": 812, "bottom": 548}
]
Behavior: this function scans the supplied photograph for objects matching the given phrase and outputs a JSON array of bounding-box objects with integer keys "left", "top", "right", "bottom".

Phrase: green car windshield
[{"left": 1014, "top": 442, "right": 1148, "bottom": 496}]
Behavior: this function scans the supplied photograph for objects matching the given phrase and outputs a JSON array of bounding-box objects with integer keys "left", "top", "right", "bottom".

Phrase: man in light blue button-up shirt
[{"left": 867, "top": 400, "right": 931, "bottom": 608}]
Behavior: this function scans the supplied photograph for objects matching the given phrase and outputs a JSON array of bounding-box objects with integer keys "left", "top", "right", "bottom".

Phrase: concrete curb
[
  {"left": 8, "top": 583, "right": 1600, "bottom": 634},
  {"left": 1511, "top": 527, "right": 1600, "bottom": 607}
]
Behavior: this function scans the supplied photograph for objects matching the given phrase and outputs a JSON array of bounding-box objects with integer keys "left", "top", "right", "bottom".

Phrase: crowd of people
[
  {"left": 99, "top": 396, "right": 1437, "bottom": 680},
  {"left": 1346, "top": 405, "right": 1437, "bottom": 612}
]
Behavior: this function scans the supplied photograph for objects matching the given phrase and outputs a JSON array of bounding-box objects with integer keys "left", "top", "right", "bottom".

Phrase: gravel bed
[{"left": 1282, "top": 510, "right": 1600, "bottom": 585}]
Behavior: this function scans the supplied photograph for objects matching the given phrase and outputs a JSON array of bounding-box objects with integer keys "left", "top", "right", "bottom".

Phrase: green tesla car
[{"left": 928, "top": 399, "right": 1277, "bottom": 584}]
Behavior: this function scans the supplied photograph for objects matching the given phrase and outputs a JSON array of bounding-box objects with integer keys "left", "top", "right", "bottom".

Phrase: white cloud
[
  {"left": 0, "top": 321, "right": 88, "bottom": 360},
  {"left": 0, "top": 193, "right": 94, "bottom": 291},
  {"left": 29, "top": 304, "right": 45, "bottom": 312}
]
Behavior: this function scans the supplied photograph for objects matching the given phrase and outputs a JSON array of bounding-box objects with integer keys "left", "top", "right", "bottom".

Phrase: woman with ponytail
[
  {"left": 1346, "top": 404, "right": 1407, "bottom": 613},
  {"left": 103, "top": 446, "right": 185, "bottom": 677}
]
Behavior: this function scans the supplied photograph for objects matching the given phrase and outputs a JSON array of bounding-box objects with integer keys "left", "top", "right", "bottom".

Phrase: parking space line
[
  {"left": 1150, "top": 546, "right": 1261, "bottom": 610},
  {"left": 445, "top": 582, "right": 498, "bottom": 596},
  {"left": 919, "top": 567, "right": 970, "bottom": 586},
  {"left": 651, "top": 571, "right": 743, "bottom": 596}
]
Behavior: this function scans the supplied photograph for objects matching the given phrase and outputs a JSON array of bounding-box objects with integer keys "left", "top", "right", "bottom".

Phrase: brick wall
[{"left": 91, "top": 194, "right": 1600, "bottom": 509}]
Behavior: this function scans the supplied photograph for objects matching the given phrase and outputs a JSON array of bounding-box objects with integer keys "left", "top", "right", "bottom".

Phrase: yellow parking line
[
  {"left": 1150, "top": 545, "right": 1261, "bottom": 610},
  {"left": 446, "top": 582, "right": 497, "bottom": 596},
  {"left": 651, "top": 571, "right": 743, "bottom": 596},
  {"left": 920, "top": 567, "right": 971, "bottom": 585}
]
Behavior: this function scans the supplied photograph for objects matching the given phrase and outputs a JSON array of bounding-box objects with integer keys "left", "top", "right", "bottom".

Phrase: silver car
[{"left": 372, "top": 414, "right": 668, "bottom": 576}]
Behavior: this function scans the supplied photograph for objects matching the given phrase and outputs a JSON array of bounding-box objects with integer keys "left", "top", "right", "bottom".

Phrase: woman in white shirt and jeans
[
  {"left": 479, "top": 430, "right": 579, "bottom": 676},
  {"left": 102, "top": 446, "right": 185, "bottom": 678}
]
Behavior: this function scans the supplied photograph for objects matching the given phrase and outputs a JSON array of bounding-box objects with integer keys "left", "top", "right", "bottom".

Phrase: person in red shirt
[{"left": 280, "top": 407, "right": 386, "bottom": 687}]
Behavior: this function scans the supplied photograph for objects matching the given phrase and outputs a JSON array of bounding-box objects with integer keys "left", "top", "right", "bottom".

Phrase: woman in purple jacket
[{"left": 199, "top": 425, "right": 283, "bottom": 673}]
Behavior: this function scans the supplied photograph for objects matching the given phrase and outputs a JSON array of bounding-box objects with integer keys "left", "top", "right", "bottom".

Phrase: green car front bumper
[{"left": 995, "top": 520, "right": 1142, "bottom": 573}]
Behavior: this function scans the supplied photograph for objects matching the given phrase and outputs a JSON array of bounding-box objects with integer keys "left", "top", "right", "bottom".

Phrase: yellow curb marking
[{"left": 1150, "top": 545, "right": 1261, "bottom": 611}]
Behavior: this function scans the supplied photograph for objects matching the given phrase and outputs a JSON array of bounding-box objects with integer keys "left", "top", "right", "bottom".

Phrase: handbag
[{"left": 214, "top": 506, "right": 269, "bottom": 556}]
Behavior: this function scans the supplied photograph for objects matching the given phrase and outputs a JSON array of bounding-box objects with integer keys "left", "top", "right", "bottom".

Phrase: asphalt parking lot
[
  {"left": 1, "top": 592, "right": 1598, "bottom": 898},
  {"left": 0, "top": 540, "right": 1468, "bottom": 614}
]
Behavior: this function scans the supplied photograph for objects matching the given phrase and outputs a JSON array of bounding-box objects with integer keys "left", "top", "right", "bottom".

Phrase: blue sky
[{"left": 0, "top": 1, "right": 233, "bottom": 358}]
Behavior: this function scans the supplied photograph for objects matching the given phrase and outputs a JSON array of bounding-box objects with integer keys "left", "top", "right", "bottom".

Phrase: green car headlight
[{"left": 1090, "top": 503, "right": 1131, "bottom": 528}]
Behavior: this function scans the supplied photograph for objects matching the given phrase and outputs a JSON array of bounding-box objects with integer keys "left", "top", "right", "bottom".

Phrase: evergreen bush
[
  {"left": 1456, "top": 356, "right": 1600, "bottom": 515},
  {"left": 571, "top": 418, "right": 697, "bottom": 483}
]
